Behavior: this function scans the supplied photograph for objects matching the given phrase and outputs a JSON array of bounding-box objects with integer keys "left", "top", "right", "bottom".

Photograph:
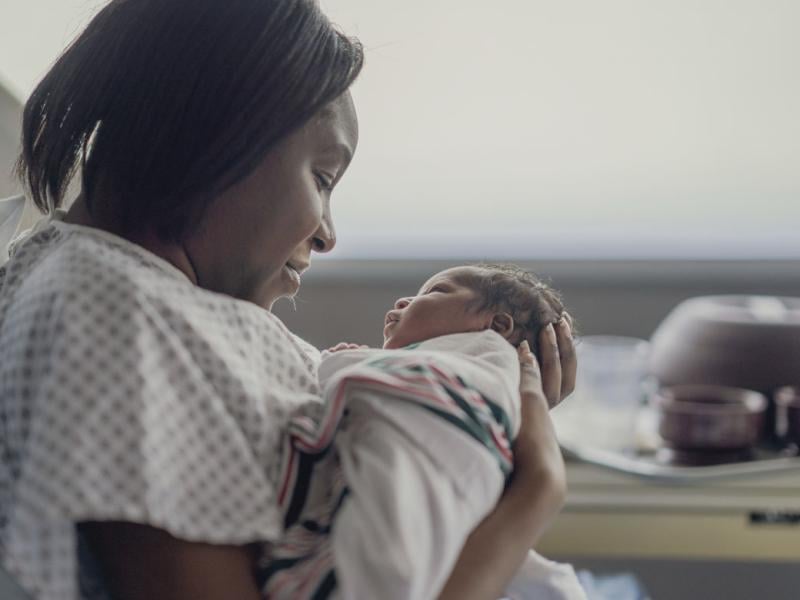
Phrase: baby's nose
[{"left": 394, "top": 297, "right": 412, "bottom": 309}]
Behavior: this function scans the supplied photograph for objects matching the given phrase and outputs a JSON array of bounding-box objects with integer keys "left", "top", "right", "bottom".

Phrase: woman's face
[{"left": 184, "top": 93, "right": 359, "bottom": 309}]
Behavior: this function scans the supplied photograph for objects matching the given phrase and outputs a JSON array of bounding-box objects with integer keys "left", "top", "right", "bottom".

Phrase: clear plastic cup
[{"left": 574, "top": 335, "right": 651, "bottom": 449}]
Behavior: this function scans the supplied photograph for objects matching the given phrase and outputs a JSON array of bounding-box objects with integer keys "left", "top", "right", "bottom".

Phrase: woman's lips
[{"left": 284, "top": 264, "right": 302, "bottom": 286}]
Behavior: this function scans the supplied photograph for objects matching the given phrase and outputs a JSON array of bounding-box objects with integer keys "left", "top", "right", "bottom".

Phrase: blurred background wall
[
  {"left": 273, "top": 259, "right": 800, "bottom": 349},
  {"left": 2, "top": 1, "right": 799, "bottom": 261},
  {"left": 0, "top": 83, "right": 21, "bottom": 199}
]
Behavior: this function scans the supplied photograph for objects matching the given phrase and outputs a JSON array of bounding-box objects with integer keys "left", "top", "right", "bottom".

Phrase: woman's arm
[
  {"left": 79, "top": 522, "right": 263, "bottom": 600},
  {"left": 438, "top": 320, "right": 575, "bottom": 600},
  {"left": 81, "top": 321, "right": 574, "bottom": 600}
]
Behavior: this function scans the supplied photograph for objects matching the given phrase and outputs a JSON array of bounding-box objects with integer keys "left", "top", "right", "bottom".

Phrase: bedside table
[
  {"left": 538, "top": 460, "right": 800, "bottom": 600},
  {"left": 540, "top": 460, "right": 800, "bottom": 561}
]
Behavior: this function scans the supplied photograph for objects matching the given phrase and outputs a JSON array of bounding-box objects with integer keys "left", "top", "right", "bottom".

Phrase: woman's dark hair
[
  {"left": 458, "top": 263, "right": 574, "bottom": 357},
  {"left": 16, "top": 0, "right": 363, "bottom": 240}
]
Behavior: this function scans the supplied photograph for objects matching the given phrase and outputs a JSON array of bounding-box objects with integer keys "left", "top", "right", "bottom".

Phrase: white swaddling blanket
[{"left": 262, "top": 330, "right": 585, "bottom": 600}]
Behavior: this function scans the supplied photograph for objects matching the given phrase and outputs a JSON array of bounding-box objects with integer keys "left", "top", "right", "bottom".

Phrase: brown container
[
  {"left": 648, "top": 296, "right": 800, "bottom": 439},
  {"left": 655, "top": 384, "right": 767, "bottom": 450},
  {"left": 774, "top": 386, "right": 800, "bottom": 444}
]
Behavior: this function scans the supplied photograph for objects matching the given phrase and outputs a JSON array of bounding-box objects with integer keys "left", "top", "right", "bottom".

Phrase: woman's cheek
[{"left": 295, "top": 188, "right": 326, "bottom": 237}]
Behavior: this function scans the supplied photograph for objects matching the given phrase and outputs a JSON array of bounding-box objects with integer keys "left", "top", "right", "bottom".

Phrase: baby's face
[{"left": 383, "top": 267, "right": 490, "bottom": 349}]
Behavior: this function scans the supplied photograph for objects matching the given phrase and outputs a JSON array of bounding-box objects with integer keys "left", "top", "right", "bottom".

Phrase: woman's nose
[
  {"left": 312, "top": 213, "right": 337, "bottom": 253},
  {"left": 394, "top": 297, "right": 412, "bottom": 309}
]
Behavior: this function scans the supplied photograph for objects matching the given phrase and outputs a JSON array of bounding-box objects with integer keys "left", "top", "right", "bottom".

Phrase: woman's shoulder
[
  {"left": 0, "top": 225, "right": 323, "bottom": 599},
  {"left": 0, "top": 220, "right": 319, "bottom": 408},
  {"left": 9, "top": 220, "right": 195, "bottom": 296},
  {"left": 2, "top": 220, "right": 286, "bottom": 334},
  {"left": 2, "top": 220, "right": 190, "bottom": 309}
]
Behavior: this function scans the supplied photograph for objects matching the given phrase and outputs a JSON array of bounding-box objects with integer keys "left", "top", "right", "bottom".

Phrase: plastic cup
[{"left": 574, "top": 335, "right": 651, "bottom": 449}]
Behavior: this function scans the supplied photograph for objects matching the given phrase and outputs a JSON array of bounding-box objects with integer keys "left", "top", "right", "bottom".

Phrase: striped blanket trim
[
  {"left": 261, "top": 355, "right": 515, "bottom": 599},
  {"left": 278, "top": 355, "right": 514, "bottom": 519}
]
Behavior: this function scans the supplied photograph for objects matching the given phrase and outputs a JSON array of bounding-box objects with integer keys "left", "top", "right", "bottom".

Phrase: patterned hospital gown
[{"left": 0, "top": 220, "right": 322, "bottom": 599}]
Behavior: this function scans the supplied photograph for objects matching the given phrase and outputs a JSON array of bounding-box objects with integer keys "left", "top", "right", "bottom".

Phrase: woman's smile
[{"left": 283, "top": 262, "right": 305, "bottom": 288}]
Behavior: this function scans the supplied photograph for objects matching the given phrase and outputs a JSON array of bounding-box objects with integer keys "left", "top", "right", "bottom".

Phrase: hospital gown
[{"left": 0, "top": 220, "right": 321, "bottom": 600}]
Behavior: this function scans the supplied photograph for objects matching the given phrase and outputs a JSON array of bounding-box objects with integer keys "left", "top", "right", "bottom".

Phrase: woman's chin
[
  {"left": 259, "top": 268, "right": 301, "bottom": 309},
  {"left": 265, "top": 289, "right": 299, "bottom": 311},
  {"left": 253, "top": 282, "right": 298, "bottom": 312},
  {"left": 280, "top": 265, "right": 302, "bottom": 291}
]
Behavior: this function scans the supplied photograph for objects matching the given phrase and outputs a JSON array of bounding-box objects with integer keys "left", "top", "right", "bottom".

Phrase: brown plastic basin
[{"left": 655, "top": 384, "right": 767, "bottom": 450}]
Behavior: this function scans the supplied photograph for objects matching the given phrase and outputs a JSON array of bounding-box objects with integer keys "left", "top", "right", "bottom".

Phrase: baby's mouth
[
  {"left": 384, "top": 310, "right": 401, "bottom": 327},
  {"left": 383, "top": 314, "right": 399, "bottom": 338}
]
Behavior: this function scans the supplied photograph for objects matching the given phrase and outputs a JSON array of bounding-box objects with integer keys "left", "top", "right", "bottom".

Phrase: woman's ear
[{"left": 489, "top": 312, "right": 515, "bottom": 340}]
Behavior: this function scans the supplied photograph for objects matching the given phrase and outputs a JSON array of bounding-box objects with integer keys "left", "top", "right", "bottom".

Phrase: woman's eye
[{"left": 314, "top": 171, "right": 334, "bottom": 192}]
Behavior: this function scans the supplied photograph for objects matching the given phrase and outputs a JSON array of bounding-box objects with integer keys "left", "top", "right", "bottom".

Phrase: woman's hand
[
  {"left": 512, "top": 319, "right": 573, "bottom": 501},
  {"left": 528, "top": 316, "right": 577, "bottom": 409},
  {"left": 324, "top": 342, "right": 369, "bottom": 353}
]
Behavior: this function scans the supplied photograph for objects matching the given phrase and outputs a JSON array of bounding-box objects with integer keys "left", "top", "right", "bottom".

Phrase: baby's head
[{"left": 383, "top": 263, "right": 567, "bottom": 355}]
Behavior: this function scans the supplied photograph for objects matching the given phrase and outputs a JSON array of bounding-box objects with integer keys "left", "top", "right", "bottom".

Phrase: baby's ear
[{"left": 489, "top": 312, "right": 515, "bottom": 340}]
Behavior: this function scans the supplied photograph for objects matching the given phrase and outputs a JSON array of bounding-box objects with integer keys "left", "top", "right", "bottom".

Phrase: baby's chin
[
  {"left": 382, "top": 335, "right": 408, "bottom": 350},
  {"left": 384, "top": 334, "right": 429, "bottom": 350}
]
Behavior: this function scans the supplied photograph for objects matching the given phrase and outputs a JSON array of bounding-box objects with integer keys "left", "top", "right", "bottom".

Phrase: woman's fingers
[
  {"left": 518, "top": 339, "right": 534, "bottom": 364},
  {"left": 555, "top": 316, "right": 577, "bottom": 400},
  {"left": 325, "top": 342, "right": 367, "bottom": 353},
  {"left": 538, "top": 324, "right": 562, "bottom": 407},
  {"left": 518, "top": 340, "right": 540, "bottom": 374},
  {"left": 517, "top": 341, "right": 543, "bottom": 396}
]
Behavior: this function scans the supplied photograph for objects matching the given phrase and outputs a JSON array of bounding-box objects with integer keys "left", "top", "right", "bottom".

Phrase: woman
[{"left": 0, "top": 1, "right": 576, "bottom": 598}]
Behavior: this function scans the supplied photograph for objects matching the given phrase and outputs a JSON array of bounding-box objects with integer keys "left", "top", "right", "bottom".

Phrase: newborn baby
[
  {"left": 261, "top": 264, "right": 585, "bottom": 600},
  {"left": 383, "top": 263, "right": 565, "bottom": 355}
]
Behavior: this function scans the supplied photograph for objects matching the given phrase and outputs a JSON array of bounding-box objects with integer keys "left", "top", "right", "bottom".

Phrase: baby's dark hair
[{"left": 456, "top": 263, "right": 570, "bottom": 358}]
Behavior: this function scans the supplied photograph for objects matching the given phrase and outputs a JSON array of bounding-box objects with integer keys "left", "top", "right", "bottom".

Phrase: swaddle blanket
[{"left": 260, "top": 330, "right": 586, "bottom": 600}]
